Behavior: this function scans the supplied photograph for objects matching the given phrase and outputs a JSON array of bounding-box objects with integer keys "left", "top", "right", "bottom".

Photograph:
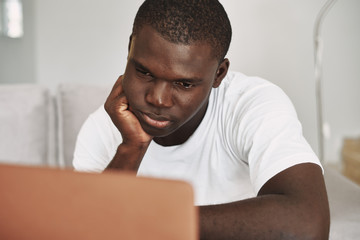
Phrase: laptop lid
[{"left": 0, "top": 164, "right": 198, "bottom": 240}]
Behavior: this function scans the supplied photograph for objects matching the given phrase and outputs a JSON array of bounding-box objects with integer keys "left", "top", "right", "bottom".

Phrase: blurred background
[{"left": 0, "top": 0, "right": 359, "bottom": 177}]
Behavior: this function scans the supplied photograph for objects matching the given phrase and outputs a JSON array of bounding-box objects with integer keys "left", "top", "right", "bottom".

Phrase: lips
[{"left": 142, "top": 112, "right": 171, "bottom": 129}]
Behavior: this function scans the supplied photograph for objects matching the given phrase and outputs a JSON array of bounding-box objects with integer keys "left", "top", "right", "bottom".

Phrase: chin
[{"left": 142, "top": 124, "right": 178, "bottom": 138}]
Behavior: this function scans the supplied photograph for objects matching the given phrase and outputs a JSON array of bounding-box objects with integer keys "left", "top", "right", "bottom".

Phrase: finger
[
  {"left": 108, "top": 75, "right": 124, "bottom": 100},
  {"left": 113, "top": 75, "right": 123, "bottom": 90},
  {"left": 117, "top": 99, "right": 129, "bottom": 112}
]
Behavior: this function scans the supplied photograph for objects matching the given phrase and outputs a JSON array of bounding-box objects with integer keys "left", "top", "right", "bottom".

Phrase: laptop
[{"left": 0, "top": 164, "right": 198, "bottom": 240}]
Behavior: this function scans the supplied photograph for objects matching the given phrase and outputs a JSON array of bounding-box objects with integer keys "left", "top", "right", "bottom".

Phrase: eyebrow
[
  {"left": 130, "top": 58, "right": 151, "bottom": 73},
  {"left": 129, "top": 58, "right": 204, "bottom": 83}
]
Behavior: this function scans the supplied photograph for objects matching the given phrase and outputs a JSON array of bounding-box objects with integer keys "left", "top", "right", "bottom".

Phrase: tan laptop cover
[{"left": 0, "top": 164, "right": 198, "bottom": 240}]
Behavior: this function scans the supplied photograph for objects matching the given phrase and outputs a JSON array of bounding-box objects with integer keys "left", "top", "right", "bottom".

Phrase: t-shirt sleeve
[
  {"left": 230, "top": 79, "right": 322, "bottom": 194},
  {"left": 73, "top": 105, "right": 121, "bottom": 172}
]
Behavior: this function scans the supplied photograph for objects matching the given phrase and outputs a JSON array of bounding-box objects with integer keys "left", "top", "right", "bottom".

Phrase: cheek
[
  {"left": 122, "top": 77, "right": 144, "bottom": 103},
  {"left": 177, "top": 89, "right": 211, "bottom": 117},
  {"left": 123, "top": 66, "right": 142, "bottom": 100}
]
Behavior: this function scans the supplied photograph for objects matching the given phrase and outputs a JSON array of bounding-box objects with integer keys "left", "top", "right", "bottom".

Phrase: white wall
[
  {"left": 321, "top": 0, "right": 360, "bottom": 163},
  {"left": 0, "top": 0, "right": 36, "bottom": 84},
  {"left": 34, "top": 0, "right": 143, "bottom": 90},
  {"left": 2, "top": 0, "right": 360, "bottom": 165}
]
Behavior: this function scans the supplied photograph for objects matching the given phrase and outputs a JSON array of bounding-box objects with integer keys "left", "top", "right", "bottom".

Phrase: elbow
[
  {"left": 282, "top": 200, "right": 330, "bottom": 240},
  {"left": 298, "top": 207, "right": 330, "bottom": 240},
  {"left": 311, "top": 214, "right": 330, "bottom": 240}
]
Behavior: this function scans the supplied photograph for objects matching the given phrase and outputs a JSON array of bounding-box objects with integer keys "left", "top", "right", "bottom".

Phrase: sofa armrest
[{"left": 0, "top": 84, "right": 51, "bottom": 166}]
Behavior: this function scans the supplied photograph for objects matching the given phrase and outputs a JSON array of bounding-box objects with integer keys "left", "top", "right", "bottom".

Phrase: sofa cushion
[
  {"left": 0, "top": 84, "right": 50, "bottom": 166},
  {"left": 324, "top": 166, "right": 360, "bottom": 239},
  {"left": 57, "top": 83, "right": 112, "bottom": 168}
]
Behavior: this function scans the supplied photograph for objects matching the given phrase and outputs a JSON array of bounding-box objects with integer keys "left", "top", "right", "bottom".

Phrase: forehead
[{"left": 129, "top": 26, "right": 219, "bottom": 80}]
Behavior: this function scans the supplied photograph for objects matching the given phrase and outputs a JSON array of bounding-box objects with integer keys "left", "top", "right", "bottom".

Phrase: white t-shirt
[{"left": 73, "top": 71, "right": 321, "bottom": 206}]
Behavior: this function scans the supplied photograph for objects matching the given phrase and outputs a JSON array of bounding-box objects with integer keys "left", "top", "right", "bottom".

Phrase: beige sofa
[
  {"left": 0, "top": 83, "right": 359, "bottom": 239},
  {"left": 0, "top": 83, "right": 111, "bottom": 168}
]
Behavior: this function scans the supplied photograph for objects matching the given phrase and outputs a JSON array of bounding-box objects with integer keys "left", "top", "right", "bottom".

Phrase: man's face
[{"left": 122, "top": 25, "right": 227, "bottom": 140}]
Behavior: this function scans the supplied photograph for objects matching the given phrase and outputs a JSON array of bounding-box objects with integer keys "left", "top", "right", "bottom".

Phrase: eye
[
  {"left": 175, "top": 81, "right": 194, "bottom": 89},
  {"left": 136, "top": 68, "right": 152, "bottom": 77}
]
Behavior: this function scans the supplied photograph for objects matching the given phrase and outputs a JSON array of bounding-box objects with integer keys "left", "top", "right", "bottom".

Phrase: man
[{"left": 73, "top": 0, "right": 330, "bottom": 239}]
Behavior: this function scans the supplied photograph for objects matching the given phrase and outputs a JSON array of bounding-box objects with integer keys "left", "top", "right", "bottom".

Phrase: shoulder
[
  {"left": 220, "top": 71, "right": 274, "bottom": 91},
  {"left": 78, "top": 105, "right": 118, "bottom": 139},
  {"left": 209, "top": 71, "right": 297, "bottom": 160},
  {"left": 222, "top": 71, "right": 291, "bottom": 102},
  {"left": 215, "top": 71, "right": 297, "bottom": 121},
  {"left": 219, "top": 72, "right": 320, "bottom": 193},
  {"left": 73, "top": 105, "right": 121, "bottom": 172}
]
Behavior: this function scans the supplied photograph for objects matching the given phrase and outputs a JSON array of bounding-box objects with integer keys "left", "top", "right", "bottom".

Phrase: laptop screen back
[{"left": 0, "top": 164, "right": 198, "bottom": 240}]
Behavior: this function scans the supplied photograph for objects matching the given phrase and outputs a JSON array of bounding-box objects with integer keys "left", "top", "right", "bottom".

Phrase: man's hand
[
  {"left": 104, "top": 75, "right": 153, "bottom": 171},
  {"left": 104, "top": 75, "right": 153, "bottom": 145}
]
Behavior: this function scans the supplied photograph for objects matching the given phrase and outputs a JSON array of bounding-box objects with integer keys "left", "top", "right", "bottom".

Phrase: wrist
[
  {"left": 121, "top": 139, "right": 152, "bottom": 150},
  {"left": 110, "top": 141, "right": 150, "bottom": 170}
]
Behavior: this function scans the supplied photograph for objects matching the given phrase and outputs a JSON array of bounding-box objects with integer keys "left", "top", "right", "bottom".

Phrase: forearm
[
  {"left": 199, "top": 194, "right": 329, "bottom": 240},
  {"left": 199, "top": 164, "right": 330, "bottom": 240},
  {"left": 105, "top": 142, "right": 150, "bottom": 171}
]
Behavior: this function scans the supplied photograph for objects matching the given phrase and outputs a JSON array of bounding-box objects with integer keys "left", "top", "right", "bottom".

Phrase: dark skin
[{"left": 104, "top": 25, "right": 330, "bottom": 239}]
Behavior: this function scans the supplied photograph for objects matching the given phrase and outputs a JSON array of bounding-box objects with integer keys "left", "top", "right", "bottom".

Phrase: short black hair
[{"left": 132, "top": 0, "right": 232, "bottom": 61}]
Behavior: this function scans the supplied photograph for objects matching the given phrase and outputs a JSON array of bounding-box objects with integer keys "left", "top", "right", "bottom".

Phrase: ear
[{"left": 213, "top": 58, "right": 230, "bottom": 88}]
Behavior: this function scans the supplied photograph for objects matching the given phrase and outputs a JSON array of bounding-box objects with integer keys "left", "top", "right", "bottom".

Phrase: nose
[{"left": 145, "top": 80, "right": 173, "bottom": 108}]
